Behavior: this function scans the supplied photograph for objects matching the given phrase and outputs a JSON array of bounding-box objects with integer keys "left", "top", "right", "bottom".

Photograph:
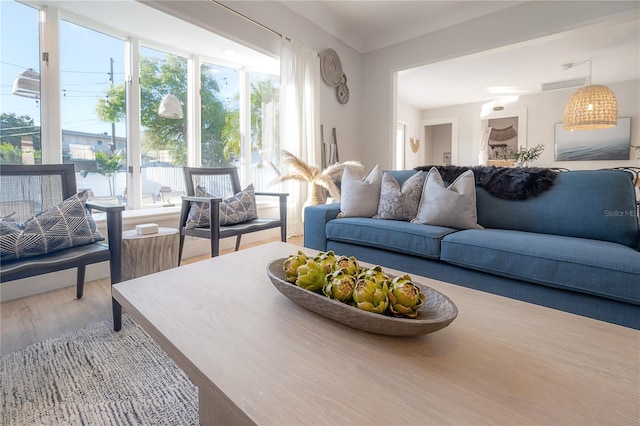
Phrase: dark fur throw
[{"left": 414, "top": 165, "right": 558, "bottom": 200}]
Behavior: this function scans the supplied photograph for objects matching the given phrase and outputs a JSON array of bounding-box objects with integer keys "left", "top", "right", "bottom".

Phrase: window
[
  {"left": 139, "top": 46, "right": 188, "bottom": 207},
  {"left": 60, "top": 20, "right": 126, "bottom": 201},
  {"left": 0, "top": 1, "right": 41, "bottom": 164},
  {"left": 249, "top": 71, "right": 280, "bottom": 191},
  {"left": 2, "top": 1, "right": 280, "bottom": 210},
  {"left": 200, "top": 62, "right": 239, "bottom": 168}
]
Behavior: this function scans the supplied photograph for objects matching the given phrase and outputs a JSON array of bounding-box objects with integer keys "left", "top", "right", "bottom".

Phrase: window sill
[
  {"left": 93, "top": 206, "right": 181, "bottom": 229},
  {"left": 93, "top": 201, "right": 280, "bottom": 229}
]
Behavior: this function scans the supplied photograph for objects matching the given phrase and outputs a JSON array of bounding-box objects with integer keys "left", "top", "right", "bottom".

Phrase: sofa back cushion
[{"left": 475, "top": 170, "right": 639, "bottom": 248}]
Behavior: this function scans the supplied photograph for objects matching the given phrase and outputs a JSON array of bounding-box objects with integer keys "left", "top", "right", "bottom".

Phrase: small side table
[{"left": 122, "top": 227, "right": 179, "bottom": 281}]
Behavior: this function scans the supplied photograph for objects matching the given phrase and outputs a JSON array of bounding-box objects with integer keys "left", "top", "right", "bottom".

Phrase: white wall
[
  {"left": 421, "top": 79, "right": 640, "bottom": 169},
  {"left": 360, "top": 1, "right": 640, "bottom": 171},
  {"left": 397, "top": 100, "right": 422, "bottom": 169}
]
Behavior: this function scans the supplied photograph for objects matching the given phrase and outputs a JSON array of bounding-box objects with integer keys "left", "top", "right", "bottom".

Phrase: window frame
[{"left": 29, "top": 3, "right": 279, "bottom": 211}]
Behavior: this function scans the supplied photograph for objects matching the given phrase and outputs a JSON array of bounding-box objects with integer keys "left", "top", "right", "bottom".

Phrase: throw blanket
[{"left": 414, "top": 165, "right": 558, "bottom": 200}]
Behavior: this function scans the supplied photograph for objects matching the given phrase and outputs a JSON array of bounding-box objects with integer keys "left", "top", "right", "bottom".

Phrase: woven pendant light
[
  {"left": 562, "top": 59, "right": 617, "bottom": 130},
  {"left": 563, "top": 85, "right": 617, "bottom": 130},
  {"left": 12, "top": 68, "right": 40, "bottom": 99},
  {"left": 158, "top": 93, "right": 183, "bottom": 119}
]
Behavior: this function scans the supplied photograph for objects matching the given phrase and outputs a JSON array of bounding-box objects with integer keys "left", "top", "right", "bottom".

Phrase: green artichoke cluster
[{"left": 283, "top": 251, "right": 426, "bottom": 319}]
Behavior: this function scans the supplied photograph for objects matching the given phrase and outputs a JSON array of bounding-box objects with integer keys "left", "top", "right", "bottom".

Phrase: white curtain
[{"left": 280, "top": 38, "right": 320, "bottom": 236}]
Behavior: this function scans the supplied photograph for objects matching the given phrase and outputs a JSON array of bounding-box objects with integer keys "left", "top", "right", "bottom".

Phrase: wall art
[{"left": 554, "top": 117, "right": 631, "bottom": 161}]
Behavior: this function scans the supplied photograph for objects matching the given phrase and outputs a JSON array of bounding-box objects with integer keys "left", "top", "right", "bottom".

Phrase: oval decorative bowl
[{"left": 267, "top": 258, "right": 458, "bottom": 337}]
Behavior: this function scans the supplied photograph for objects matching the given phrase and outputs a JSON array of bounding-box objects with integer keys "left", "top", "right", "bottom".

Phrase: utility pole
[{"left": 109, "top": 57, "right": 116, "bottom": 152}]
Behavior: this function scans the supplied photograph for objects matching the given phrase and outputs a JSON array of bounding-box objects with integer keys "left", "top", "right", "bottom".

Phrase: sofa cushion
[
  {"left": 375, "top": 170, "right": 423, "bottom": 221},
  {"left": 412, "top": 167, "right": 482, "bottom": 230},
  {"left": 338, "top": 165, "right": 382, "bottom": 218},
  {"left": 441, "top": 229, "right": 640, "bottom": 304},
  {"left": 475, "top": 170, "right": 639, "bottom": 248},
  {"left": 326, "top": 217, "right": 458, "bottom": 259}
]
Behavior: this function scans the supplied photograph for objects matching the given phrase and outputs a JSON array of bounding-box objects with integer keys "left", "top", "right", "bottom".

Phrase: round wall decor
[{"left": 320, "top": 48, "right": 343, "bottom": 87}]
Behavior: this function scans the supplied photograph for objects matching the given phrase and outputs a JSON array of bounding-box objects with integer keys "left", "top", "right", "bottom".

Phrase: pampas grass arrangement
[{"left": 275, "top": 150, "right": 363, "bottom": 205}]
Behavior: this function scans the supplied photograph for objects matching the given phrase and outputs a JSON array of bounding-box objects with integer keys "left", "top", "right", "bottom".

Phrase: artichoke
[
  {"left": 335, "top": 255, "right": 360, "bottom": 277},
  {"left": 314, "top": 250, "right": 337, "bottom": 275},
  {"left": 388, "top": 275, "right": 426, "bottom": 318},
  {"left": 283, "top": 250, "right": 308, "bottom": 282},
  {"left": 323, "top": 268, "right": 357, "bottom": 302},
  {"left": 295, "top": 259, "right": 326, "bottom": 292},
  {"left": 353, "top": 266, "right": 390, "bottom": 314}
]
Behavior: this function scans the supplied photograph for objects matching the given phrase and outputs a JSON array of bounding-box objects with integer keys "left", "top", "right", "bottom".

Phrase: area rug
[{"left": 0, "top": 315, "right": 198, "bottom": 425}]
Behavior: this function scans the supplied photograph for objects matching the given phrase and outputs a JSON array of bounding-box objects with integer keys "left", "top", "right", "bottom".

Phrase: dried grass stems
[{"left": 275, "top": 150, "right": 363, "bottom": 201}]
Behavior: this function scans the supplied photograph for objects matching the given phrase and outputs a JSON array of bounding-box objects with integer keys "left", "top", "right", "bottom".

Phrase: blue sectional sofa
[{"left": 304, "top": 169, "right": 640, "bottom": 329}]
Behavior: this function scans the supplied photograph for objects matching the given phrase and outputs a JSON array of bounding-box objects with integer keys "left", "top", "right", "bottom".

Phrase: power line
[
  {"left": 0, "top": 60, "right": 124, "bottom": 75},
  {"left": 0, "top": 131, "right": 39, "bottom": 138},
  {"left": 0, "top": 125, "right": 38, "bottom": 131},
  {"left": 62, "top": 69, "right": 124, "bottom": 75}
]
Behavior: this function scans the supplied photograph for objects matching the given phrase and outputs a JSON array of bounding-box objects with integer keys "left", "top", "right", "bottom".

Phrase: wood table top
[{"left": 113, "top": 242, "right": 639, "bottom": 425}]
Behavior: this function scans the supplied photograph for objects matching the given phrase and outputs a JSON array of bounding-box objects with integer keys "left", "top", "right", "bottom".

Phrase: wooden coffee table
[{"left": 113, "top": 242, "right": 639, "bottom": 425}]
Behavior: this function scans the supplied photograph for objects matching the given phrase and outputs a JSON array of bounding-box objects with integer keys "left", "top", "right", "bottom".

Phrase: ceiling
[
  {"left": 25, "top": 1, "right": 640, "bottom": 111},
  {"left": 398, "top": 15, "right": 640, "bottom": 110},
  {"left": 25, "top": 0, "right": 280, "bottom": 74},
  {"left": 280, "top": 1, "right": 526, "bottom": 54},
  {"left": 280, "top": 1, "right": 640, "bottom": 110}
]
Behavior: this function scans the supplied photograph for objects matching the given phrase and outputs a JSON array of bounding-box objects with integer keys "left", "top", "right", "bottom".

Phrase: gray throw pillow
[
  {"left": 412, "top": 167, "right": 482, "bottom": 229},
  {"left": 0, "top": 190, "right": 104, "bottom": 261},
  {"left": 375, "top": 171, "right": 423, "bottom": 221},
  {"left": 338, "top": 165, "right": 382, "bottom": 218},
  {"left": 186, "top": 184, "right": 258, "bottom": 229}
]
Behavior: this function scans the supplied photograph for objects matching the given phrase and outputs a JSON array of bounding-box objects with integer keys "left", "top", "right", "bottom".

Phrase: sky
[
  {"left": 1, "top": 1, "right": 42, "bottom": 131},
  {"left": 1, "top": 0, "right": 242, "bottom": 139}
]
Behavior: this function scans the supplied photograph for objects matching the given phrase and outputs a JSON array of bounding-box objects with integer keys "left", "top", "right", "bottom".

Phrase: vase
[
  {"left": 307, "top": 183, "right": 327, "bottom": 206},
  {"left": 302, "top": 183, "right": 327, "bottom": 221}
]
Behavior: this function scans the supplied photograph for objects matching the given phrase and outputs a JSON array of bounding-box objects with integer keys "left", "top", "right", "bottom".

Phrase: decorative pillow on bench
[
  {"left": 186, "top": 184, "right": 258, "bottom": 229},
  {"left": 0, "top": 190, "right": 104, "bottom": 261}
]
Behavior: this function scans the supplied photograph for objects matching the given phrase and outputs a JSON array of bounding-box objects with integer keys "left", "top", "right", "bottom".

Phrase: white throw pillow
[
  {"left": 412, "top": 167, "right": 482, "bottom": 229},
  {"left": 375, "top": 171, "right": 423, "bottom": 221},
  {"left": 338, "top": 165, "right": 382, "bottom": 218}
]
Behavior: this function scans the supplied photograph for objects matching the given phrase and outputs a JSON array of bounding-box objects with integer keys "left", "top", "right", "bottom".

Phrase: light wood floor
[{"left": 0, "top": 236, "right": 303, "bottom": 356}]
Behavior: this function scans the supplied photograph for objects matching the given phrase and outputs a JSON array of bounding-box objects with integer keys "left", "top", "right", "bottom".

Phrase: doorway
[{"left": 421, "top": 117, "right": 458, "bottom": 166}]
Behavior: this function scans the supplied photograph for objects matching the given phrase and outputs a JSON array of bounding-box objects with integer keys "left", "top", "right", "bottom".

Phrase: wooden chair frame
[
  {"left": 178, "top": 167, "right": 288, "bottom": 263},
  {"left": 0, "top": 164, "right": 125, "bottom": 331}
]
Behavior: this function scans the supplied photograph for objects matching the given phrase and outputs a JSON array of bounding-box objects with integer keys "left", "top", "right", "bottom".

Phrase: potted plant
[{"left": 514, "top": 144, "right": 544, "bottom": 167}]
